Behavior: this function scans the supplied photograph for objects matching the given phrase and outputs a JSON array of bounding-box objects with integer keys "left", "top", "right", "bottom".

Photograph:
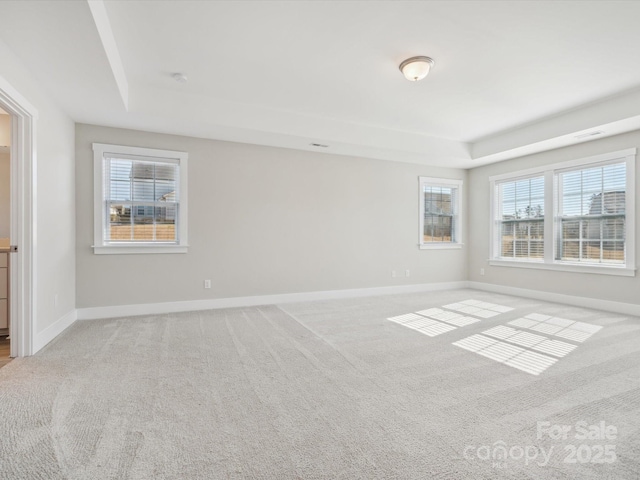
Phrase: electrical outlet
[
  {"left": 480, "top": 268, "right": 485, "bottom": 276},
  {"left": 204, "top": 279, "right": 211, "bottom": 289},
  {"left": 405, "top": 269, "right": 410, "bottom": 277},
  {"left": 391, "top": 270, "right": 397, "bottom": 278}
]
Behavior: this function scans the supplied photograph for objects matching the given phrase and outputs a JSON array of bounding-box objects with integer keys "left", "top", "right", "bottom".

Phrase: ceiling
[{"left": 1, "top": 0, "right": 640, "bottom": 168}]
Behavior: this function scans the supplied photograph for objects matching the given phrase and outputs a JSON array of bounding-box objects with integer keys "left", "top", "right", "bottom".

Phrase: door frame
[{"left": 0, "top": 74, "right": 37, "bottom": 357}]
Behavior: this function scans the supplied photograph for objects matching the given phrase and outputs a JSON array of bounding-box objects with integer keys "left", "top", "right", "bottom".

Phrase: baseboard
[
  {"left": 469, "top": 281, "right": 640, "bottom": 317},
  {"left": 33, "top": 308, "right": 77, "bottom": 354},
  {"left": 76, "top": 281, "right": 470, "bottom": 320}
]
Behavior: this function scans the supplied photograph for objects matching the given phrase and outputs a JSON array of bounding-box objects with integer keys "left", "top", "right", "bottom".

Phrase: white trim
[
  {"left": 489, "top": 148, "right": 636, "bottom": 273},
  {"left": 87, "top": 0, "right": 129, "bottom": 109},
  {"left": 469, "top": 281, "right": 640, "bottom": 317},
  {"left": 488, "top": 259, "right": 635, "bottom": 277},
  {"left": 488, "top": 148, "right": 637, "bottom": 183},
  {"left": 0, "top": 74, "right": 38, "bottom": 357},
  {"left": 418, "top": 176, "right": 463, "bottom": 249},
  {"left": 32, "top": 309, "right": 77, "bottom": 353},
  {"left": 92, "top": 143, "right": 189, "bottom": 254},
  {"left": 419, "top": 243, "right": 463, "bottom": 250},
  {"left": 76, "top": 281, "right": 469, "bottom": 320},
  {"left": 93, "top": 245, "right": 188, "bottom": 255}
]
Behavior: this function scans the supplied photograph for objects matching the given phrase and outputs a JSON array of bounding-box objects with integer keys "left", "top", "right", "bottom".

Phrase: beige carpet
[{"left": 1, "top": 288, "right": 639, "bottom": 479}]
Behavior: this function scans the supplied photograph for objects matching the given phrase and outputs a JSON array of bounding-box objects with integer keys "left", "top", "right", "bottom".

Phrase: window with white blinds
[
  {"left": 489, "top": 149, "right": 635, "bottom": 275},
  {"left": 93, "top": 144, "right": 188, "bottom": 254},
  {"left": 496, "top": 176, "right": 544, "bottom": 260},
  {"left": 557, "top": 163, "right": 626, "bottom": 264},
  {"left": 419, "top": 177, "right": 463, "bottom": 249}
]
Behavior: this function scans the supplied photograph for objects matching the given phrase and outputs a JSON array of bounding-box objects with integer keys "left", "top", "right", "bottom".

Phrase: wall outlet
[
  {"left": 405, "top": 269, "right": 410, "bottom": 277},
  {"left": 391, "top": 270, "right": 397, "bottom": 278},
  {"left": 480, "top": 268, "right": 485, "bottom": 276},
  {"left": 204, "top": 279, "right": 212, "bottom": 289}
]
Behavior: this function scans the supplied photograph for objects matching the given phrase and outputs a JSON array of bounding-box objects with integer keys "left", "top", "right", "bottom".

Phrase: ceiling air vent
[{"left": 574, "top": 130, "right": 604, "bottom": 139}]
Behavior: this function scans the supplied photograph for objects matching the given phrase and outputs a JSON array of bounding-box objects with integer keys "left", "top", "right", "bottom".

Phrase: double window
[
  {"left": 490, "top": 149, "right": 635, "bottom": 275},
  {"left": 93, "top": 143, "right": 188, "bottom": 254},
  {"left": 419, "top": 177, "right": 463, "bottom": 249}
]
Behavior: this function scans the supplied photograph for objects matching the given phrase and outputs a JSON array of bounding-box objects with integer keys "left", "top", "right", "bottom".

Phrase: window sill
[
  {"left": 488, "top": 259, "right": 636, "bottom": 277},
  {"left": 419, "top": 243, "right": 463, "bottom": 250},
  {"left": 93, "top": 244, "right": 189, "bottom": 255}
]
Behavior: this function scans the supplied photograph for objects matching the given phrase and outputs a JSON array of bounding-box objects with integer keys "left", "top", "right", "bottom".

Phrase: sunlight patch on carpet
[
  {"left": 452, "top": 334, "right": 558, "bottom": 375},
  {"left": 508, "top": 314, "right": 602, "bottom": 343},
  {"left": 443, "top": 299, "right": 514, "bottom": 319}
]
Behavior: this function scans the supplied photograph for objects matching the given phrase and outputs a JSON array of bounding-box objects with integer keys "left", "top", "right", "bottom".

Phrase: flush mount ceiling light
[{"left": 399, "top": 56, "right": 435, "bottom": 82}]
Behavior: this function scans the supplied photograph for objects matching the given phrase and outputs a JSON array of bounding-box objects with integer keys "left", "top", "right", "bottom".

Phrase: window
[
  {"left": 496, "top": 176, "right": 545, "bottom": 260},
  {"left": 557, "top": 163, "right": 626, "bottom": 264},
  {"left": 490, "top": 149, "right": 635, "bottom": 275},
  {"left": 93, "top": 143, "right": 188, "bottom": 254},
  {"left": 419, "top": 177, "right": 462, "bottom": 249}
]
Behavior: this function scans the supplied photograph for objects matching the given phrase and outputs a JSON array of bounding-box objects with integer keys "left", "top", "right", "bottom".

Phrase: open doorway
[
  {"left": 0, "top": 108, "right": 9, "bottom": 367},
  {"left": 0, "top": 75, "right": 36, "bottom": 361}
]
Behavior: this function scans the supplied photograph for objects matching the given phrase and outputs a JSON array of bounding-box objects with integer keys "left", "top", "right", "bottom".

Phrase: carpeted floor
[{"left": 0, "top": 288, "right": 639, "bottom": 479}]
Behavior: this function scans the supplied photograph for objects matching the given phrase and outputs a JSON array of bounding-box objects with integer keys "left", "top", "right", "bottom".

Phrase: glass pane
[
  {"left": 582, "top": 219, "right": 601, "bottom": 240},
  {"left": 530, "top": 241, "right": 544, "bottom": 258},
  {"left": 561, "top": 241, "right": 580, "bottom": 261},
  {"left": 581, "top": 241, "right": 603, "bottom": 262},
  {"left": 133, "top": 207, "right": 155, "bottom": 241},
  {"left": 108, "top": 204, "right": 132, "bottom": 241},
  {"left": 562, "top": 219, "right": 579, "bottom": 240},
  {"left": 500, "top": 222, "right": 515, "bottom": 257},
  {"left": 602, "top": 241, "right": 624, "bottom": 263},
  {"left": 423, "top": 215, "right": 452, "bottom": 242},
  {"left": 514, "top": 241, "right": 529, "bottom": 258},
  {"left": 530, "top": 220, "right": 544, "bottom": 239},
  {"left": 603, "top": 217, "right": 624, "bottom": 241},
  {"left": 155, "top": 206, "right": 176, "bottom": 241},
  {"left": 439, "top": 216, "right": 452, "bottom": 241}
]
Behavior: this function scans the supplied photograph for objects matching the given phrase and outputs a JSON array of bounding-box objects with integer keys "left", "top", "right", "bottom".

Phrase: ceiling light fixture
[
  {"left": 172, "top": 73, "right": 188, "bottom": 83},
  {"left": 399, "top": 56, "right": 435, "bottom": 82}
]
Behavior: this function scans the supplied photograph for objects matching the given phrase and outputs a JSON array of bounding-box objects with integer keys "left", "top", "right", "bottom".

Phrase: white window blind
[
  {"left": 104, "top": 156, "right": 179, "bottom": 243},
  {"left": 496, "top": 176, "right": 544, "bottom": 260},
  {"left": 489, "top": 148, "right": 635, "bottom": 276},
  {"left": 556, "top": 162, "right": 626, "bottom": 264},
  {"left": 93, "top": 143, "right": 188, "bottom": 254}
]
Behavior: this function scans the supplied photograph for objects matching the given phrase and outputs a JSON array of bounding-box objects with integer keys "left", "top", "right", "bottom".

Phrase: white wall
[
  {"left": 0, "top": 152, "right": 9, "bottom": 238},
  {"left": 0, "top": 38, "right": 76, "bottom": 338},
  {"left": 76, "top": 123, "right": 467, "bottom": 309},
  {"left": 468, "top": 130, "right": 640, "bottom": 306}
]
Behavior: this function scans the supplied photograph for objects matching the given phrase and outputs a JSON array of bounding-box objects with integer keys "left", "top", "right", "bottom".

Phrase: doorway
[
  {"left": 0, "top": 108, "right": 10, "bottom": 366},
  {"left": 0, "top": 74, "right": 36, "bottom": 360}
]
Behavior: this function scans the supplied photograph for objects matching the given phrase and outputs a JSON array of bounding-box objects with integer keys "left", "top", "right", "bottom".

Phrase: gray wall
[
  {"left": 76, "top": 124, "right": 467, "bottom": 308},
  {"left": 468, "top": 130, "right": 640, "bottom": 305}
]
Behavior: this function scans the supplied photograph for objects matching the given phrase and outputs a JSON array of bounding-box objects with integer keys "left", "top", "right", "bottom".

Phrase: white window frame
[
  {"left": 93, "top": 143, "right": 189, "bottom": 254},
  {"left": 419, "top": 176, "right": 463, "bottom": 249},
  {"left": 489, "top": 148, "right": 636, "bottom": 276}
]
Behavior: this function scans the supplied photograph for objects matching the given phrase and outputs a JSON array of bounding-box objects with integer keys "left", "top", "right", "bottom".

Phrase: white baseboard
[
  {"left": 33, "top": 309, "right": 77, "bottom": 354},
  {"left": 76, "top": 281, "right": 470, "bottom": 320},
  {"left": 469, "top": 281, "right": 640, "bottom": 317}
]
